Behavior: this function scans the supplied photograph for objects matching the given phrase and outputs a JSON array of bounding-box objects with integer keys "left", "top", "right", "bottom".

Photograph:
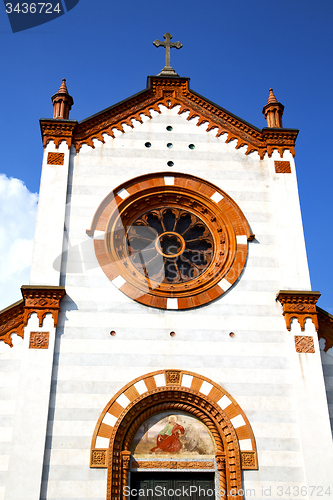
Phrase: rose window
[
  {"left": 126, "top": 208, "right": 214, "bottom": 284},
  {"left": 89, "top": 173, "right": 252, "bottom": 309}
]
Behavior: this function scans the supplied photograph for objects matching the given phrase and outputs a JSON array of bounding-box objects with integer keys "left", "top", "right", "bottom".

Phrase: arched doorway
[{"left": 90, "top": 370, "right": 258, "bottom": 500}]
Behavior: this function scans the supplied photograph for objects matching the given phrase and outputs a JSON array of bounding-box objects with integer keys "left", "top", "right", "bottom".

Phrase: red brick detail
[
  {"left": 21, "top": 286, "right": 66, "bottom": 328},
  {"left": 88, "top": 173, "right": 252, "bottom": 310},
  {"left": 0, "top": 300, "right": 24, "bottom": 347},
  {"left": 29, "top": 331, "right": 49, "bottom": 349},
  {"left": 317, "top": 307, "right": 333, "bottom": 352},
  {"left": 72, "top": 76, "right": 298, "bottom": 159},
  {"left": 295, "top": 336, "right": 315, "bottom": 353},
  {"left": 277, "top": 291, "right": 320, "bottom": 331},
  {"left": 274, "top": 161, "right": 291, "bottom": 173},
  {"left": 47, "top": 152, "right": 65, "bottom": 165}
]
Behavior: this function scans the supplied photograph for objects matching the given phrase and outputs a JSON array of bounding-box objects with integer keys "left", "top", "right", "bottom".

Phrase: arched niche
[{"left": 90, "top": 370, "right": 258, "bottom": 500}]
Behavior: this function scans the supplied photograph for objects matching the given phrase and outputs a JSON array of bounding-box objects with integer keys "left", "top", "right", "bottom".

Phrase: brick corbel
[
  {"left": 0, "top": 286, "right": 66, "bottom": 347},
  {"left": 317, "top": 307, "right": 333, "bottom": 352},
  {"left": 40, "top": 119, "right": 77, "bottom": 149},
  {"left": 21, "top": 285, "right": 66, "bottom": 328},
  {"left": 276, "top": 290, "right": 321, "bottom": 331},
  {"left": 0, "top": 300, "right": 24, "bottom": 347}
]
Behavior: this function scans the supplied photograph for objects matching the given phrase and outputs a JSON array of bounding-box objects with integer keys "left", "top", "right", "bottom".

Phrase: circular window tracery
[
  {"left": 127, "top": 208, "right": 214, "bottom": 284},
  {"left": 89, "top": 173, "right": 252, "bottom": 309}
]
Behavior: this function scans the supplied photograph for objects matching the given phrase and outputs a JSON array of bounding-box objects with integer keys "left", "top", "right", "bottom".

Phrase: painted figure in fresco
[{"left": 150, "top": 415, "right": 185, "bottom": 453}]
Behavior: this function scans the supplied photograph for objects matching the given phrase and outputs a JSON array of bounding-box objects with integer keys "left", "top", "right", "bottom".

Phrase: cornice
[
  {"left": 21, "top": 285, "right": 66, "bottom": 327},
  {"left": 0, "top": 286, "right": 66, "bottom": 347},
  {"left": 46, "top": 75, "right": 298, "bottom": 158},
  {"left": 0, "top": 300, "right": 24, "bottom": 347},
  {"left": 40, "top": 119, "right": 77, "bottom": 149},
  {"left": 317, "top": 306, "right": 333, "bottom": 352},
  {"left": 276, "top": 290, "right": 321, "bottom": 331}
]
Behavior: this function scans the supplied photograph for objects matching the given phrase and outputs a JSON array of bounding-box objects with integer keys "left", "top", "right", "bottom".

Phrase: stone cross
[{"left": 153, "top": 33, "right": 183, "bottom": 76}]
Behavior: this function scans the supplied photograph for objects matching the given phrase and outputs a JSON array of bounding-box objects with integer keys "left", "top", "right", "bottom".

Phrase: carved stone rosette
[
  {"left": 165, "top": 370, "right": 181, "bottom": 385},
  {"left": 21, "top": 286, "right": 66, "bottom": 328},
  {"left": 29, "top": 332, "right": 49, "bottom": 349},
  {"left": 277, "top": 291, "right": 321, "bottom": 331}
]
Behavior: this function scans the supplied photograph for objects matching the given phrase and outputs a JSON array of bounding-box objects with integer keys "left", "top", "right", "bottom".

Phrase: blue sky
[{"left": 0, "top": 0, "right": 332, "bottom": 312}]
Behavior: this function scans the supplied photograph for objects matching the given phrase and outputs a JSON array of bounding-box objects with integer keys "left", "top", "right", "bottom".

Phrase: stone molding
[
  {"left": 131, "top": 460, "right": 215, "bottom": 470},
  {"left": 276, "top": 290, "right": 321, "bottom": 331},
  {"left": 90, "top": 369, "right": 258, "bottom": 497},
  {"left": 106, "top": 394, "right": 244, "bottom": 500},
  {"left": 42, "top": 76, "right": 298, "bottom": 158},
  {"left": 0, "top": 286, "right": 66, "bottom": 347}
]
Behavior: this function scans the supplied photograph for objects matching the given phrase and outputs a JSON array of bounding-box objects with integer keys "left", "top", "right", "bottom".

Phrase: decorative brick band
[
  {"left": 277, "top": 290, "right": 321, "bottom": 331},
  {"left": 40, "top": 119, "right": 77, "bottom": 149},
  {"left": 47, "top": 152, "right": 65, "bottom": 165},
  {"left": 43, "top": 76, "right": 297, "bottom": 159},
  {"left": 29, "top": 331, "right": 49, "bottom": 349},
  {"left": 89, "top": 172, "right": 253, "bottom": 310},
  {"left": 295, "top": 336, "right": 315, "bottom": 353},
  {"left": 91, "top": 369, "right": 257, "bottom": 479},
  {"left": 274, "top": 161, "right": 291, "bottom": 173}
]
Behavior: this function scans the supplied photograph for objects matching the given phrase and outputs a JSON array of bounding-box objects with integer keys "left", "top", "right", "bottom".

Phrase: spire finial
[
  {"left": 153, "top": 32, "right": 183, "bottom": 76},
  {"left": 267, "top": 88, "right": 278, "bottom": 105},
  {"left": 58, "top": 78, "right": 69, "bottom": 94},
  {"left": 51, "top": 78, "right": 74, "bottom": 120},
  {"left": 262, "top": 88, "right": 284, "bottom": 128}
]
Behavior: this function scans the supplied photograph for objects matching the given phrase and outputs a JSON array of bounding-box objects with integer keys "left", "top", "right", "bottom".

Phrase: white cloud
[{"left": 0, "top": 174, "right": 38, "bottom": 310}]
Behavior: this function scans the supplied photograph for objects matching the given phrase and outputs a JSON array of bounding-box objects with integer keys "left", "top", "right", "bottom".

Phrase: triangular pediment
[{"left": 41, "top": 76, "right": 298, "bottom": 159}]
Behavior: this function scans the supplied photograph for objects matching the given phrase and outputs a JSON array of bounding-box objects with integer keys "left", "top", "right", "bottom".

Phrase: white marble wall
[{"left": 2, "top": 105, "right": 332, "bottom": 500}]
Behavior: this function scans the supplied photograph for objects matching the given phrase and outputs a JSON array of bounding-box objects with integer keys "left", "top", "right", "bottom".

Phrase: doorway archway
[{"left": 90, "top": 370, "right": 258, "bottom": 500}]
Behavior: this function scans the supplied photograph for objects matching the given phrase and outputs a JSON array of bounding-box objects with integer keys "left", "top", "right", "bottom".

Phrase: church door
[{"left": 130, "top": 472, "right": 215, "bottom": 500}]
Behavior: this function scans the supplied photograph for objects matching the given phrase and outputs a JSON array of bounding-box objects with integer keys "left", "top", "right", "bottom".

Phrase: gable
[{"left": 40, "top": 76, "right": 298, "bottom": 159}]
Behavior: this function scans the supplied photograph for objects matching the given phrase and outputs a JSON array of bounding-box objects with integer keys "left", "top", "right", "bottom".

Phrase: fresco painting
[{"left": 131, "top": 412, "right": 216, "bottom": 458}]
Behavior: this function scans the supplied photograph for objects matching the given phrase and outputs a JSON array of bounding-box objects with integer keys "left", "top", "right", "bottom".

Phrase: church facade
[{"left": 1, "top": 41, "right": 333, "bottom": 500}]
